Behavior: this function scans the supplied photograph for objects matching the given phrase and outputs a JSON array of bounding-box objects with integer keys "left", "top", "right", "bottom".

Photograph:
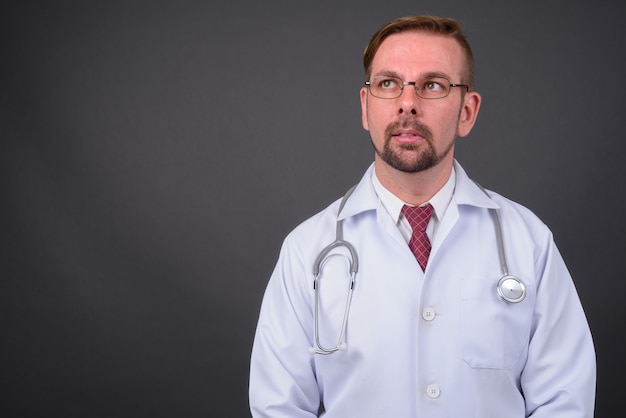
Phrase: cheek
[
  {"left": 363, "top": 101, "right": 393, "bottom": 135},
  {"left": 433, "top": 107, "right": 463, "bottom": 139}
]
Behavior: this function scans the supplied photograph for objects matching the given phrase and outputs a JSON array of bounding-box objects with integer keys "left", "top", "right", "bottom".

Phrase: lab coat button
[
  {"left": 426, "top": 384, "right": 441, "bottom": 399},
  {"left": 422, "top": 307, "right": 436, "bottom": 321}
]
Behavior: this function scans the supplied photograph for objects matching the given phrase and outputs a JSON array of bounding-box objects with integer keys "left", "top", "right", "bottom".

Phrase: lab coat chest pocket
[{"left": 460, "top": 275, "right": 533, "bottom": 370}]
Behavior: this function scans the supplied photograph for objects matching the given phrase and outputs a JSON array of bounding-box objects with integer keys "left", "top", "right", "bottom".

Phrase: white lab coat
[{"left": 249, "top": 161, "right": 596, "bottom": 417}]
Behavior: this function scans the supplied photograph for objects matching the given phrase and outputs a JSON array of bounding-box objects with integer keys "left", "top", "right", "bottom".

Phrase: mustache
[{"left": 384, "top": 117, "right": 433, "bottom": 141}]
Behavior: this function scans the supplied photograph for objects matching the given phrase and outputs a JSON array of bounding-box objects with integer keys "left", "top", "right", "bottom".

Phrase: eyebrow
[
  {"left": 372, "top": 70, "right": 402, "bottom": 79},
  {"left": 372, "top": 70, "right": 452, "bottom": 80}
]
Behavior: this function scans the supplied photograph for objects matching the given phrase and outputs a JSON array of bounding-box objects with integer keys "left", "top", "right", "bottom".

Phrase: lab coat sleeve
[
  {"left": 249, "top": 233, "right": 320, "bottom": 417},
  {"left": 521, "top": 229, "right": 596, "bottom": 417}
]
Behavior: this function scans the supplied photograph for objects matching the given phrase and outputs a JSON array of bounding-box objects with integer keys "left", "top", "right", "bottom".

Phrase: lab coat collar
[
  {"left": 452, "top": 160, "right": 500, "bottom": 210},
  {"left": 335, "top": 164, "right": 379, "bottom": 221},
  {"left": 336, "top": 160, "right": 499, "bottom": 222}
]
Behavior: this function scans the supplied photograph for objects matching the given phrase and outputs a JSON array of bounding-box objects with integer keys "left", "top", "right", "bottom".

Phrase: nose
[{"left": 398, "top": 84, "right": 421, "bottom": 116}]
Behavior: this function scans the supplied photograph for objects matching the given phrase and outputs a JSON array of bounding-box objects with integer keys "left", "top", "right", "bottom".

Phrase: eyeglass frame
[{"left": 364, "top": 75, "right": 469, "bottom": 100}]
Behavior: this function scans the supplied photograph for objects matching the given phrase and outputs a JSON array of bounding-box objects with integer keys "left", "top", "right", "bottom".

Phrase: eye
[
  {"left": 423, "top": 80, "right": 444, "bottom": 92},
  {"left": 376, "top": 78, "right": 399, "bottom": 90}
]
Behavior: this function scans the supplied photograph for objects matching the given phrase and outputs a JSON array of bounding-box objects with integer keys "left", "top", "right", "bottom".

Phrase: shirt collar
[
  {"left": 371, "top": 165, "right": 456, "bottom": 224},
  {"left": 336, "top": 161, "right": 498, "bottom": 223}
]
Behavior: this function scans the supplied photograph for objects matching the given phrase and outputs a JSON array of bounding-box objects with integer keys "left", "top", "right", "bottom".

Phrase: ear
[
  {"left": 457, "top": 91, "right": 481, "bottom": 137},
  {"left": 360, "top": 87, "right": 370, "bottom": 131}
]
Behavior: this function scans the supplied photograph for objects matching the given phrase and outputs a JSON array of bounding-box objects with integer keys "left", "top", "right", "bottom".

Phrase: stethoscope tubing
[
  {"left": 311, "top": 185, "right": 359, "bottom": 355},
  {"left": 476, "top": 182, "right": 527, "bottom": 304}
]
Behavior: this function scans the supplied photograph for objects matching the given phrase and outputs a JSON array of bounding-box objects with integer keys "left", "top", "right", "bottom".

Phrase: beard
[{"left": 371, "top": 117, "right": 455, "bottom": 173}]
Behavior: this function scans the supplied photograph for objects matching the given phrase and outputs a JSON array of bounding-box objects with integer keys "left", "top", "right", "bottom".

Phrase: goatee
[{"left": 371, "top": 117, "right": 454, "bottom": 173}]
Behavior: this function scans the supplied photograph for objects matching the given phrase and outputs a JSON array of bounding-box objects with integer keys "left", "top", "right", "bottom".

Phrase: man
[{"left": 249, "top": 15, "right": 596, "bottom": 417}]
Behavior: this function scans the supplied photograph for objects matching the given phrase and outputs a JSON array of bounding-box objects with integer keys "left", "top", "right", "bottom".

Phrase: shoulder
[
  {"left": 479, "top": 189, "right": 557, "bottom": 265},
  {"left": 487, "top": 189, "right": 549, "bottom": 232},
  {"left": 287, "top": 198, "right": 342, "bottom": 241},
  {"left": 285, "top": 166, "right": 380, "bottom": 247},
  {"left": 454, "top": 161, "right": 550, "bottom": 236}
]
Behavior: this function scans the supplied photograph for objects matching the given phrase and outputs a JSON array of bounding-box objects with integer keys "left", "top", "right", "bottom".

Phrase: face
[{"left": 360, "top": 31, "right": 481, "bottom": 175}]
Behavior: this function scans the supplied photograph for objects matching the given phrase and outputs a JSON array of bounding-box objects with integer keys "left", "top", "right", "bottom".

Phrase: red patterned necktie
[{"left": 402, "top": 204, "right": 434, "bottom": 271}]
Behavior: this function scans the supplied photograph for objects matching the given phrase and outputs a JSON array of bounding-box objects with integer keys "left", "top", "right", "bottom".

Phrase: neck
[{"left": 374, "top": 158, "right": 453, "bottom": 206}]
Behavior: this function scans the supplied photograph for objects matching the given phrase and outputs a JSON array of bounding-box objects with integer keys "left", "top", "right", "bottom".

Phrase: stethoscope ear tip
[{"left": 308, "top": 347, "right": 317, "bottom": 355}]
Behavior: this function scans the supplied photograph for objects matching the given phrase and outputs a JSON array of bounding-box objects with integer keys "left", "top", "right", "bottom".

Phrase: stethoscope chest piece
[{"left": 497, "top": 275, "right": 526, "bottom": 303}]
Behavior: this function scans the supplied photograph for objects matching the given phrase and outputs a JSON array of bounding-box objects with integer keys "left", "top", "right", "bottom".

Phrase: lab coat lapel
[{"left": 428, "top": 161, "right": 500, "bottom": 268}]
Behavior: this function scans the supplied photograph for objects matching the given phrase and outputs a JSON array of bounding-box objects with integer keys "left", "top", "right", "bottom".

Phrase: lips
[
  {"left": 385, "top": 118, "right": 433, "bottom": 144},
  {"left": 392, "top": 129, "right": 424, "bottom": 143},
  {"left": 393, "top": 129, "right": 421, "bottom": 137}
]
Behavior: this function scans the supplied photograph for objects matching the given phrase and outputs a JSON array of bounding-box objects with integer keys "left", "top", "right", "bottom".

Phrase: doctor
[{"left": 249, "top": 15, "right": 596, "bottom": 417}]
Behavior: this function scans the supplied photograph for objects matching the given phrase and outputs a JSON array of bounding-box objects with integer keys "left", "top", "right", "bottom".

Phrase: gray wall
[{"left": 2, "top": 1, "right": 623, "bottom": 416}]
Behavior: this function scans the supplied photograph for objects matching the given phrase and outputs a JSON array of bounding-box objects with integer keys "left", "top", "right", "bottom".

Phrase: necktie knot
[
  {"left": 402, "top": 204, "right": 434, "bottom": 271},
  {"left": 402, "top": 204, "right": 434, "bottom": 233}
]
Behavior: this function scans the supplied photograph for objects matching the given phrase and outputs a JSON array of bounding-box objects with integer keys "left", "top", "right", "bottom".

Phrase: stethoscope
[{"left": 310, "top": 183, "right": 526, "bottom": 355}]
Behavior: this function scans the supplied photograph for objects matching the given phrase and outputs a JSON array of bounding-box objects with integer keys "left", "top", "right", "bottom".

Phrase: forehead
[{"left": 371, "top": 31, "right": 465, "bottom": 79}]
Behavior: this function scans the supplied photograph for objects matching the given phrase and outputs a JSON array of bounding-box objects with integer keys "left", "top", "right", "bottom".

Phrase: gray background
[{"left": 2, "top": 1, "right": 624, "bottom": 416}]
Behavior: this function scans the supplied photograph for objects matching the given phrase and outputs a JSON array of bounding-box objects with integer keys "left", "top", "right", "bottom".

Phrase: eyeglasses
[{"left": 365, "top": 76, "right": 469, "bottom": 99}]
